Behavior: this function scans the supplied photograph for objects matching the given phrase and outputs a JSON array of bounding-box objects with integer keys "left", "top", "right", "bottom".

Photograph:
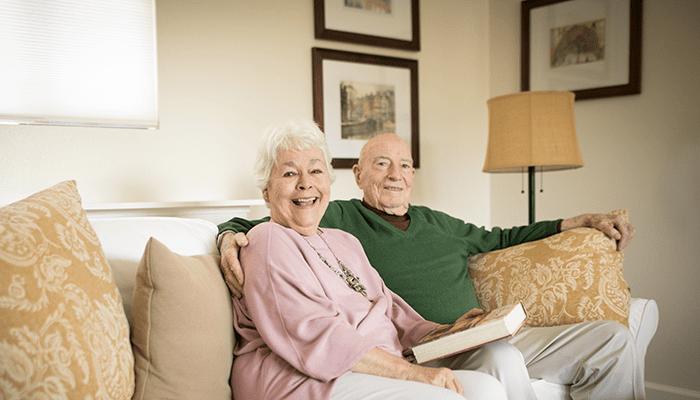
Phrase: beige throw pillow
[
  {"left": 468, "top": 210, "right": 631, "bottom": 327},
  {"left": 131, "top": 237, "right": 234, "bottom": 400},
  {"left": 0, "top": 180, "right": 134, "bottom": 399}
]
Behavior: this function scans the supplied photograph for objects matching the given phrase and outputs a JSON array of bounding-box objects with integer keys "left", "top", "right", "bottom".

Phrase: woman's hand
[
  {"left": 403, "top": 364, "right": 464, "bottom": 394},
  {"left": 454, "top": 308, "right": 484, "bottom": 324},
  {"left": 429, "top": 308, "right": 485, "bottom": 336},
  {"left": 351, "top": 348, "right": 463, "bottom": 394},
  {"left": 218, "top": 231, "right": 249, "bottom": 298}
]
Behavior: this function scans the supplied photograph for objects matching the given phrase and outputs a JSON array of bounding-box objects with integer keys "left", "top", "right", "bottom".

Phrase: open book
[{"left": 405, "top": 302, "right": 527, "bottom": 364}]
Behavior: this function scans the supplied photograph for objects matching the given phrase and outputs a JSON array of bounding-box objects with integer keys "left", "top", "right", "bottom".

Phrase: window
[{"left": 0, "top": 0, "right": 158, "bottom": 129}]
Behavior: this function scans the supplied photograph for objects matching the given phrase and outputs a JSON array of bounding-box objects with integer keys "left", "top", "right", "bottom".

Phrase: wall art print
[
  {"left": 312, "top": 47, "right": 419, "bottom": 168},
  {"left": 521, "top": 0, "right": 642, "bottom": 100},
  {"left": 314, "top": 0, "right": 420, "bottom": 51}
]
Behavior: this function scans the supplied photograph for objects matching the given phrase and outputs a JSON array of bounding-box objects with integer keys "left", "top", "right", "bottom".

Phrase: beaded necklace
[{"left": 304, "top": 230, "right": 368, "bottom": 299}]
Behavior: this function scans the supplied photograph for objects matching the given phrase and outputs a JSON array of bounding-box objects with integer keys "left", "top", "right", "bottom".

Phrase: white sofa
[{"left": 88, "top": 215, "right": 659, "bottom": 400}]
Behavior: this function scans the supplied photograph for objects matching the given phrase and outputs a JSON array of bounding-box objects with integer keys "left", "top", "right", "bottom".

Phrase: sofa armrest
[{"left": 629, "top": 298, "right": 659, "bottom": 359}]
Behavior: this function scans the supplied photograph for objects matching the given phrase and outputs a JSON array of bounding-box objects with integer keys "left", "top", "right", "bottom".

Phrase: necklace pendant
[{"left": 305, "top": 234, "right": 371, "bottom": 301}]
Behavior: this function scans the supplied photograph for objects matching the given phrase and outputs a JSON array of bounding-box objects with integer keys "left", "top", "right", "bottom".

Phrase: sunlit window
[{"left": 0, "top": 0, "right": 158, "bottom": 129}]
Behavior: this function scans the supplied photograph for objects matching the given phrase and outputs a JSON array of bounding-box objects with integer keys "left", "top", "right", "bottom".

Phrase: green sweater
[{"left": 219, "top": 199, "right": 560, "bottom": 324}]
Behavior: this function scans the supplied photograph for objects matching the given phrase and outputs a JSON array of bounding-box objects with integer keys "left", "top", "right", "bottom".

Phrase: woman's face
[{"left": 264, "top": 146, "right": 331, "bottom": 236}]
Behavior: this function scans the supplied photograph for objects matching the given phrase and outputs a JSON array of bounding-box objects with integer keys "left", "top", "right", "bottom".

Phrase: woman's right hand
[
  {"left": 403, "top": 364, "right": 464, "bottom": 394},
  {"left": 218, "top": 231, "right": 249, "bottom": 298},
  {"left": 351, "top": 348, "right": 463, "bottom": 394}
]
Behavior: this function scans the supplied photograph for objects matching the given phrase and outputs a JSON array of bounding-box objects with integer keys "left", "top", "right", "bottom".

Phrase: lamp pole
[{"left": 528, "top": 166, "right": 536, "bottom": 225}]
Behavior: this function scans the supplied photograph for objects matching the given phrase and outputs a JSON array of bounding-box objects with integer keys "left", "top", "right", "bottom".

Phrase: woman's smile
[{"left": 292, "top": 197, "right": 318, "bottom": 206}]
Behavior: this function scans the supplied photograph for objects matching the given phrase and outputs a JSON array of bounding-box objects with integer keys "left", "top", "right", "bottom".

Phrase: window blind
[{"left": 0, "top": 0, "right": 158, "bottom": 129}]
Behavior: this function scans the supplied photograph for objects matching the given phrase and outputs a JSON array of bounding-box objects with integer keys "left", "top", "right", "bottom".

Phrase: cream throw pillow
[
  {"left": 131, "top": 237, "right": 234, "bottom": 400},
  {"left": 468, "top": 210, "right": 631, "bottom": 327},
  {"left": 0, "top": 180, "right": 134, "bottom": 399}
]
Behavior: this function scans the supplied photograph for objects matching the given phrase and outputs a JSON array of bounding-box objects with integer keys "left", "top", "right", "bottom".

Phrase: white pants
[
  {"left": 332, "top": 369, "right": 507, "bottom": 400},
  {"left": 454, "top": 320, "right": 646, "bottom": 400},
  {"left": 332, "top": 320, "right": 643, "bottom": 400}
]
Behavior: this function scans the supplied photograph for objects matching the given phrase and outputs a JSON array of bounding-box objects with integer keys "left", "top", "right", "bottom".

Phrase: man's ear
[{"left": 352, "top": 164, "right": 362, "bottom": 186}]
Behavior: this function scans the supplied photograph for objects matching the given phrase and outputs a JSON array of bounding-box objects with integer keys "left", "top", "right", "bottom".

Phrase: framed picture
[
  {"left": 312, "top": 47, "right": 419, "bottom": 168},
  {"left": 314, "top": 0, "right": 420, "bottom": 51},
  {"left": 521, "top": 0, "right": 642, "bottom": 100}
]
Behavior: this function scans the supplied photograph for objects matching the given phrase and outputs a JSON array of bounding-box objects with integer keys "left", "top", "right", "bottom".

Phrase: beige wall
[
  {"left": 0, "top": 0, "right": 492, "bottom": 227},
  {"left": 1, "top": 0, "right": 698, "bottom": 397},
  {"left": 489, "top": 0, "right": 700, "bottom": 398}
]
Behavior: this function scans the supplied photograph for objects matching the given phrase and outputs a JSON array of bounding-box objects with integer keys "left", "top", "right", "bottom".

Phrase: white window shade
[{"left": 0, "top": 0, "right": 158, "bottom": 129}]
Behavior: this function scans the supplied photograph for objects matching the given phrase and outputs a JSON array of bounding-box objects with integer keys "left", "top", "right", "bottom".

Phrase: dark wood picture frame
[
  {"left": 312, "top": 47, "right": 419, "bottom": 168},
  {"left": 521, "top": 0, "right": 642, "bottom": 100},
  {"left": 314, "top": 0, "right": 420, "bottom": 51}
]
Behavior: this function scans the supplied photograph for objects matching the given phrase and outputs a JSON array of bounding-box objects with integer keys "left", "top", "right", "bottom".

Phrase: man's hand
[
  {"left": 560, "top": 213, "right": 635, "bottom": 251},
  {"left": 219, "top": 231, "right": 250, "bottom": 298}
]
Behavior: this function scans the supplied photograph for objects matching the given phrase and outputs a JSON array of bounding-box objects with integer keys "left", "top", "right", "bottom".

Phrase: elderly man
[{"left": 218, "top": 133, "right": 644, "bottom": 400}]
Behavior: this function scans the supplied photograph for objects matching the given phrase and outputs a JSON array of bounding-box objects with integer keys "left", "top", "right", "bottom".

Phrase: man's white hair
[{"left": 253, "top": 119, "right": 336, "bottom": 191}]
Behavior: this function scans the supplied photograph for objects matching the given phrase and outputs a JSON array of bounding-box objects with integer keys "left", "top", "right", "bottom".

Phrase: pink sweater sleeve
[
  {"left": 238, "top": 224, "right": 393, "bottom": 382},
  {"left": 384, "top": 285, "right": 439, "bottom": 349}
]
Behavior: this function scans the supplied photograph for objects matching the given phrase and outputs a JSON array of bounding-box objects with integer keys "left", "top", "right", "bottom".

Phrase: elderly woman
[{"left": 231, "top": 119, "right": 506, "bottom": 400}]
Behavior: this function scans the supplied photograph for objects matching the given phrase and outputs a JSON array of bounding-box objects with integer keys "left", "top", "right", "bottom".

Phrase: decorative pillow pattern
[
  {"left": 0, "top": 181, "right": 134, "bottom": 399},
  {"left": 468, "top": 211, "right": 631, "bottom": 327},
  {"left": 131, "top": 238, "right": 234, "bottom": 400}
]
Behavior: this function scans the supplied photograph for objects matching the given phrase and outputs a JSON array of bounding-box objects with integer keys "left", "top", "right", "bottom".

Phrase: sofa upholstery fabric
[{"left": 1, "top": 182, "right": 658, "bottom": 400}]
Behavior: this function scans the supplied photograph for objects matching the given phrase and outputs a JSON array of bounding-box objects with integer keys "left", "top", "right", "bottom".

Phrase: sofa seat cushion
[
  {"left": 0, "top": 180, "right": 134, "bottom": 399},
  {"left": 468, "top": 210, "right": 631, "bottom": 327},
  {"left": 131, "top": 237, "right": 234, "bottom": 400}
]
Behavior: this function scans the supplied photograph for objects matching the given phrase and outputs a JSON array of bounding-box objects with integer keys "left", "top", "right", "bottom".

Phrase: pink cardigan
[{"left": 231, "top": 223, "right": 437, "bottom": 400}]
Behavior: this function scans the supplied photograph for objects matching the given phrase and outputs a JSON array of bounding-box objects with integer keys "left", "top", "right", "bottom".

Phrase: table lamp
[{"left": 483, "top": 91, "right": 583, "bottom": 224}]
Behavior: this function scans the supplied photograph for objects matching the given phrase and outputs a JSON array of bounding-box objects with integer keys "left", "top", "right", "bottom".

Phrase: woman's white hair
[{"left": 254, "top": 119, "right": 336, "bottom": 191}]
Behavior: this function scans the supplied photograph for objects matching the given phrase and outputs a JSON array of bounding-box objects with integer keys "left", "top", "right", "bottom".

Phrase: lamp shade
[{"left": 483, "top": 91, "right": 583, "bottom": 173}]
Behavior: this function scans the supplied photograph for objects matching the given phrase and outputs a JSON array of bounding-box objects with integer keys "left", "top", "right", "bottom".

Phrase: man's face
[{"left": 353, "top": 134, "right": 415, "bottom": 216}]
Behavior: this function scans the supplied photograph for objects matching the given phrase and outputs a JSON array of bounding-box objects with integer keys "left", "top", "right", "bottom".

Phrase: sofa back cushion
[
  {"left": 0, "top": 180, "right": 134, "bottom": 398},
  {"left": 131, "top": 237, "right": 234, "bottom": 400},
  {"left": 88, "top": 216, "right": 219, "bottom": 325}
]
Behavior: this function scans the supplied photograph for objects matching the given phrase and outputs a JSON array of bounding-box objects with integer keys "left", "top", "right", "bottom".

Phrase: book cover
[{"left": 406, "top": 302, "right": 527, "bottom": 364}]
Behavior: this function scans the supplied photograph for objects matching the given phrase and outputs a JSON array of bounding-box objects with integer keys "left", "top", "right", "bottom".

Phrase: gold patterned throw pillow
[
  {"left": 0, "top": 181, "right": 134, "bottom": 399},
  {"left": 468, "top": 210, "right": 631, "bottom": 327}
]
